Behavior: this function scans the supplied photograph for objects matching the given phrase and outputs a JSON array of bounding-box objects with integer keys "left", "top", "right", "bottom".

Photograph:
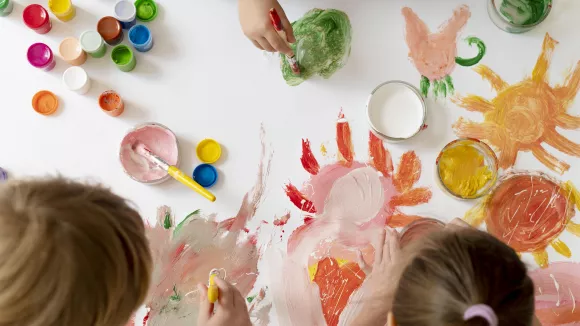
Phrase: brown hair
[
  {"left": 0, "top": 177, "right": 152, "bottom": 326},
  {"left": 392, "top": 228, "right": 535, "bottom": 326}
]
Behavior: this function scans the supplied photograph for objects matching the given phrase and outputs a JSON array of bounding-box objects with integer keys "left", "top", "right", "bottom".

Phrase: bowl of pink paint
[
  {"left": 119, "top": 122, "right": 180, "bottom": 184},
  {"left": 27, "top": 43, "right": 55, "bottom": 71}
]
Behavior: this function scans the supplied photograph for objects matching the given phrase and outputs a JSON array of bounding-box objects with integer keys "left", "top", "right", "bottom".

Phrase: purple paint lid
[
  {"left": 27, "top": 43, "right": 53, "bottom": 68},
  {"left": 0, "top": 167, "right": 7, "bottom": 181}
]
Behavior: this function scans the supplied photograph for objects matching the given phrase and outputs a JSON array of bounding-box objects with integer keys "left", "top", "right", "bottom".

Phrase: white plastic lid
[
  {"left": 62, "top": 66, "right": 88, "bottom": 91},
  {"left": 80, "top": 31, "right": 103, "bottom": 52},
  {"left": 114, "top": 0, "right": 136, "bottom": 21}
]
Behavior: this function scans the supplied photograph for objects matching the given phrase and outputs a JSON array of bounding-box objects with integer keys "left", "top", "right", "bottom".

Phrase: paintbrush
[
  {"left": 133, "top": 142, "right": 216, "bottom": 202},
  {"left": 269, "top": 8, "right": 301, "bottom": 75}
]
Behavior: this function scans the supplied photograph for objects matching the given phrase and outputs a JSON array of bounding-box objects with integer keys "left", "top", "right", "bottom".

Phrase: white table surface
[{"left": 1, "top": 0, "right": 580, "bottom": 323}]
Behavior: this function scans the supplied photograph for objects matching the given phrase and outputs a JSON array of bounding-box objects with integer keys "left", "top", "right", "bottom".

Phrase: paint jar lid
[
  {"left": 192, "top": 164, "right": 218, "bottom": 188},
  {"left": 48, "top": 0, "right": 71, "bottom": 14},
  {"left": 0, "top": 0, "right": 9, "bottom": 10},
  {"left": 0, "top": 167, "right": 7, "bottom": 181},
  {"left": 114, "top": 0, "right": 136, "bottom": 22},
  {"left": 134, "top": 0, "right": 157, "bottom": 22},
  {"left": 59, "top": 37, "right": 83, "bottom": 61},
  {"left": 62, "top": 66, "right": 88, "bottom": 91},
  {"left": 196, "top": 139, "right": 222, "bottom": 164},
  {"left": 23, "top": 4, "right": 49, "bottom": 28},
  {"left": 27, "top": 43, "right": 53, "bottom": 68},
  {"left": 80, "top": 30, "right": 104, "bottom": 52},
  {"left": 97, "top": 16, "right": 122, "bottom": 41},
  {"left": 128, "top": 24, "right": 151, "bottom": 45},
  {"left": 32, "top": 90, "right": 58, "bottom": 115}
]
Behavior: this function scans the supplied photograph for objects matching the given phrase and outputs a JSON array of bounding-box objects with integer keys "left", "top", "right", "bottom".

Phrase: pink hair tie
[{"left": 463, "top": 304, "right": 498, "bottom": 326}]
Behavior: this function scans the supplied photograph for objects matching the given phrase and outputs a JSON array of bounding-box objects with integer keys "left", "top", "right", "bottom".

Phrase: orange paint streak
[
  {"left": 393, "top": 151, "right": 421, "bottom": 193},
  {"left": 388, "top": 213, "right": 423, "bottom": 228},
  {"left": 336, "top": 113, "right": 354, "bottom": 166},
  {"left": 390, "top": 187, "right": 432, "bottom": 207},
  {"left": 284, "top": 183, "right": 316, "bottom": 213},
  {"left": 313, "top": 257, "right": 365, "bottom": 326},
  {"left": 301, "top": 139, "right": 320, "bottom": 175},
  {"left": 368, "top": 131, "right": 393, "bottom": 177},
  {"left": 453, "top": 33, "right": 580, "bottom": 174}
]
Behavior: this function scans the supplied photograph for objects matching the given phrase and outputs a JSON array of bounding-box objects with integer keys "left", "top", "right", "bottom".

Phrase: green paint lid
[
  {"left": 134, "top": 0, "right": 157, "bottom": 22},
  {"left": 0, "top": 0, "right": 9, "bottom": 10}
]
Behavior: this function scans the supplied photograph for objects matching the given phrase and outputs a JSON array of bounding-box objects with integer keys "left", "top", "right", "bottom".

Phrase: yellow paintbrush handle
[{"left": 168, "top": 166, "right": 216, "bottom": 202}]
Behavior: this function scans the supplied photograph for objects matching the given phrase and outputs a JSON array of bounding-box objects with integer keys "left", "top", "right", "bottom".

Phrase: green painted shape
[
  {"left": 169, "top": 285, "right": 180, "bottom": 302},
  {"left": 163, "top": 211, "right": 172, "bottom": 229},
  {"left": 455, "top": 36, "right": 486, "bottom": 67},
  {"left": 445, "top": 75, "right": 455, "bottom": 94},
  {"left": 173, "top": 209, "right": 200, "bottom": 237},
  {"left": 499, "top": 0, "right": 550, "bottom": 25},
  {"left": 247, "top": 295, "right": 257, "bottom": 303},
  {"left": 281, "top": 9, "right": 352, "bottom": 86},
  {"left": 438, "top": 80, "right": 447, "bottom": 97},
  {"left": 420, "top": 76, "right": 430, "bottom": 98},
  {"left": 433, "top": 80, "right": 439, "bottom": 97}
]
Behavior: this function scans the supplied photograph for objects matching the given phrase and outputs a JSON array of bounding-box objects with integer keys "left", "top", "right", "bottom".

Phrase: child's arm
[{"left": 238, "top": 0, "right": 295, "bottom": 56}]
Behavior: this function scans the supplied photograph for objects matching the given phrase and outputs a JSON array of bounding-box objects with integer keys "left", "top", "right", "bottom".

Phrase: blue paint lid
[
  {"left": 0, "top": 167, "right": 7, "bottom": 181},
  {"left": 192, "top": 164, "right": 218, "bottom": 188}
]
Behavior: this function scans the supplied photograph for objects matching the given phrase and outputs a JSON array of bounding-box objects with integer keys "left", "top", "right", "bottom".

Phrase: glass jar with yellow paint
[{"left": 436, "top": 138, "right": 499, "bottom": 199}]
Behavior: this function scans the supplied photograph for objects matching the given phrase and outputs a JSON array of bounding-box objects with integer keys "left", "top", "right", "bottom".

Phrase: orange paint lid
[{"left": 32, "top": 90, "right": 58, "bottom": 115}]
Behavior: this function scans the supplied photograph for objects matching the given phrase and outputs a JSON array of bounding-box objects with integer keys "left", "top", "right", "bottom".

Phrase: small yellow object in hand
[{"left": 208, "top": 269, "right": 219, "bottom": 303}]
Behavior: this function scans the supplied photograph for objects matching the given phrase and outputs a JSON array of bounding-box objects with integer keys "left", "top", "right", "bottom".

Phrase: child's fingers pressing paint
[
  {"left": 199, "top": 277, "right": 252, "bottom": 326},
  {"left": 197, "top": 284, "right": 214, "bottom": 324}
]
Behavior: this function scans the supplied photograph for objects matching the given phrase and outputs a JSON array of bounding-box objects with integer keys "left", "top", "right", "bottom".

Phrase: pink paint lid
[
  {"left": 27, "top": 43, "right": 53, "bottom": 68},
  {"left": 23, "top": 4, "right": 49, "bottom": 29}
]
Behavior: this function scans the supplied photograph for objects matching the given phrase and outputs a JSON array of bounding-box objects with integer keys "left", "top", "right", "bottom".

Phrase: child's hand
[
  {"left": 238, "top": 0, "right": 295, "bottom": 56},
  {"left": 197, "top": 278, "right": 252, "bottom": 326}
]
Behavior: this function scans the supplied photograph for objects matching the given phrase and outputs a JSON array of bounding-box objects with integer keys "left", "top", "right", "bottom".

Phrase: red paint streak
[
  {"left": 486, "top": 174, "right": 571, "bottom": 252},
  {"left": 301, "top": 139, "right": 320, "bottom": 175},
  {"left": 172, "top": 243, "right": 186, "bottom": 264},
  {"left": 218, "top": 217, "right": 236, "bottom": 230},
  {"left": 313, "top": 257, "right": 366, "bottom": 326},
  {"left": 390, "top": 187, "right": 432, "bottom": 207},
  {"left": 269, "top": 8, "right": 283, "bottom": 31},
  {"left": 273, "top": 213, "right": 291, "bottom": 226},
  {"left": 420, "top": 124, "right": 428, "bottom": 130},
  {"left": 142, "top": 310, "right": 150, "bottom": 326},
  {"left": 393, "top": 151, "right": 421, "bottom": 193},
  {"left": 336, "top": 113, "right": 354, "bottom": 166},
  {"left": 243, "top": 228, "right": 250, "bottom": 233},
  {"left": 249, "top": 234, "right": 258, "bottom": 245},
  {"left": 368, "top": 131, "right": 393, "bottom": 177},
  {"left": 304, "top": 216, "right": 314, "bottom": 224},
  {"left": 284, "top": 183, "right": 316, "bottom": 213}
]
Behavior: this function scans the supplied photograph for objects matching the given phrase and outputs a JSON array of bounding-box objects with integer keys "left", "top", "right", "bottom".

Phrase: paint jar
[
  {"left": 59, "top": 37, "right": 87, "bottom": 66},
  {"left": 80, "top": 31, "right": 107, "bottom": 58},
  {"left": 488, "top": 0, "right": 552, "bottom": 33},
  {"left": 99, "top": 90, "right": 125, "bottom": 117},
  {"left": 114, "top": 0, "right": 137, "bottom": 30},
  {"left": 48, "top": 0, "right": 75, "bottom": 22},
  {"left": 135, "top": 0, "right": 157, "bottom": 22},
  {"left": 119, "top": 122, "right": 180, "bottom": 184},
  {"left": 128, "top": 25, "right": 154, "bottom": 52},
  {"left": 23, "top": 4, "right": 52, "bottom": 34},
  {"left": 111, "top": 45, "right": 136, "bottom": 72},
  {"left": 367, "top": 81, "right": 426, "bottom": 142},
  {"left": 0, "top": 0, "right": 14, "bottom": 17},
  {"left": 27, "top": 43, "right": 56, "bottom": 71},
  {"left": 97, "top": 16, "right": 123, "bottom": 46},
  {"left": 32, "top": 90, "right": 59, "bottom": 116},
  {"left": 435, "top": 138, "right": 499, "bottom": 200},
  {"left": 400, "top": 218, "right": 445, "bottom": 248},
  {"left": 62, "top": 66, "right": 90, "bottom": 94}
]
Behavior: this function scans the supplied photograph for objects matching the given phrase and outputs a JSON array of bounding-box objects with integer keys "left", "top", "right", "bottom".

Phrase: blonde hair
[
  {"left": 393, "top": 228, "right": 535, "bottom": 326},
  {"left": 0, "top": 177, "right": 152, "bottom": 326}
]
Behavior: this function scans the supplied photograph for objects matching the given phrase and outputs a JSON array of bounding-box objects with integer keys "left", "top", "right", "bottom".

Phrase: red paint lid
[{"left": 23, "top": 4, "right": 49, "bottom": 29}]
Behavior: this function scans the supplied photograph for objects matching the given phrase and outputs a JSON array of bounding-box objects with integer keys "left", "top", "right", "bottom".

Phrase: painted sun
[{"left": 452, "top": 33, "right": 580, "bottom": 174}]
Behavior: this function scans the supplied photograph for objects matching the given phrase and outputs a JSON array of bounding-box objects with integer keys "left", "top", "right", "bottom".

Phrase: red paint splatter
[
  {"left": 284, "top": 183, "right": 316, "bottom": 213},
  {"left": 486, "top": 174, "right": 571, "bottom": 252},
  {"left": 261, "top": 220, "right": 269, "bottom": 224},
  {"left": 313, "top": 257, "right": 366, "bottom": 326},
  {"left": 393, "top": 151, "right": 421, "bottom": 193},
  {"left": 304, "top": 216, "right": 314, "bottom": 224},
  {"left": 336, "top": 113, "right": 354, "bottom": 166},
  {"left": 301, "top": 139, "right": 320, "bottom": 175},
  {"left": 142, "top": 310, "right": 150, "bottom": 326},
  {"left": 273, "top": 213, "right": 291, "bottom": 226},
  {"left": 368, "top": 131, "right": 393, "bottom": 177},
  {"left": 420, "top": 124, "right": 428, "bottom": 130}
]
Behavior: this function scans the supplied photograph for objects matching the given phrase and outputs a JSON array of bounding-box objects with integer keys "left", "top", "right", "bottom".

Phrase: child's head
[
  {"left": 393, "top": 227, "right": 535, "bottom": 326},
  {"left": 0, "top": 177, "right": 152, "bottom": 326}
]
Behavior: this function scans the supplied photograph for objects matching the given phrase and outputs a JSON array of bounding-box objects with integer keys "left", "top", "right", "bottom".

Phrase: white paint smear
[{"left": 367, "top": 82, "right": 424, "bottom": 139}]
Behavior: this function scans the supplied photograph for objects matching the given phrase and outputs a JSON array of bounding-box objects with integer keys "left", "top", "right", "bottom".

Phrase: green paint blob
[
  {"left": 169, "top": 285, "right": 181, "bottom": 302},
  {"left": 280, "top": 8, "right": 352, "bottom": 86},
  {"left": 455, "top": 36, "right": 486, "bottom": 67},
  {"left": 247, "top": 295, "right": 257, "bottom": 303},
  {"left": 445, "top": 76, "right": 455, "bottom": 94},
  {"left": 438, "top": 80, "right": 447, "bottom": 97},
  {"left": 163, "top": 211, "right": 172, "bottom": 229},
  {"left": 420, "top": 76, "right": 430, "bottom": 98},
  {"left": 112, "top": 46, "right": 133, "bottom": 65},
  {"left": 499, "top": 0, "right": 550, "bottom": 25},
  {"left": 173, "top": 209, "right": 200, "bottom": 237},
  {"left": 433, "top": 80, "right": 440, "bottom": 97}
]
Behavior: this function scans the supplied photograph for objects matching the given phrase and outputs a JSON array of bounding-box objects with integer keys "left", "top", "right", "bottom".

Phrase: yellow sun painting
[{"left": 452, "top": 33, "right": 580, "bottom": 174}]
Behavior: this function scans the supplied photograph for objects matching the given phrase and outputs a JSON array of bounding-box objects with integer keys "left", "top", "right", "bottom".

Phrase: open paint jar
[
  {"left": 62, "top": 66, "right": 90, "bottom": 94},
  {"left": 48, "top": 0, "right": 75, "bottom": 22},
  {"left": 59, "top": 37, "right": 87, "bottom": 66},
  {"left": 400, "top": 218, "right": 445, "bottom": 248},
  {"left": 436, "top": 138, "right": 499, "bottom": 200},
  {"left": 27, "top": 43, "right": 55, "bottom": 71},
  {"left": 367, "top": 81, "right": 426, "bottom": 142},
  {"left": 487, "top": 0, "right": 552, "bottom": 33},
  {"left": 22, "top": 4, "right": 51, "bottom": 34},
  {"left": 119, "top": 123, "right": 180, "bottom": 184}
]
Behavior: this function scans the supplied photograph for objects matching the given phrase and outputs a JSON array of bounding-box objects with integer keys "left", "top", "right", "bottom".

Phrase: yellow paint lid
[{"left": 196, "top": 138, "right": 221, "bottom": 164}]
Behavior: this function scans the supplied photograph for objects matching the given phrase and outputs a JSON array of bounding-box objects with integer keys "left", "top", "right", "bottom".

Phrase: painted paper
[
  {"left": 531, "top": 262, "right": 580, "bottom": 325},
  {"left": 453, "top": 33, "right": 580, "bottom": 174}
]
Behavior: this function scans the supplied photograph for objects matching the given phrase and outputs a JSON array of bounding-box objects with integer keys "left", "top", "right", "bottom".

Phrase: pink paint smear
[{"left": 143, "top": 127, "right": 272, "bottom": 325}]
